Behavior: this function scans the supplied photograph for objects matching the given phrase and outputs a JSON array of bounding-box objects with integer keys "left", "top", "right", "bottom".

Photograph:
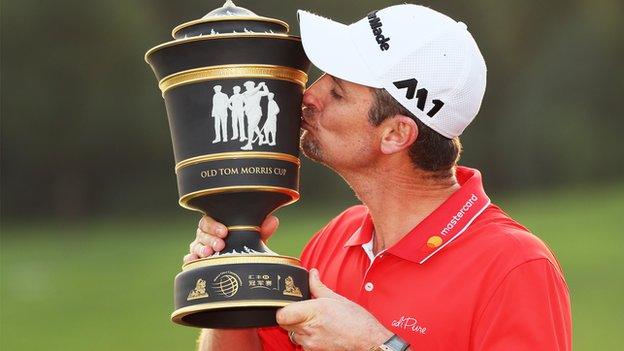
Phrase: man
[
  {"left": 186, "top": 4, "right": 571, "bottom": 351},
  {"left": 241, "top": 81, "right": 270, "bottom": 150},
  {"left": 228, "top": 85, "right": 247, "bottom": 142},
  {"left": 264, "top": 92, "right": 280, "bottom": 146},
  {"left": 210, "top": 85, "right": 229, "bottom": 143}
]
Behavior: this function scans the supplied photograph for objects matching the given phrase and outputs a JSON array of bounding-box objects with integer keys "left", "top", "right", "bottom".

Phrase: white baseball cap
[{"left": 297, "top": 4, "right": 487, "bottom": 138}]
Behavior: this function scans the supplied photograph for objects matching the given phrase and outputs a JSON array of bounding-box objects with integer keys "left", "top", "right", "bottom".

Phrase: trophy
[{"left": 145, "top": 1, "right": 311, "bottom": 328}]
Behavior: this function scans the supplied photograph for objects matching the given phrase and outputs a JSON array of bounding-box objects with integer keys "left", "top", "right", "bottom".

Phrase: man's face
[{"left": 300, "top": 74, "right": 378, "bottom": 172}]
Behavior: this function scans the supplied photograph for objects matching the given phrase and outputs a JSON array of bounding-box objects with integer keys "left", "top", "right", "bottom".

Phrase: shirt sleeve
[{"left": 471, "top": 258, "right": 572, "bottom": 351}]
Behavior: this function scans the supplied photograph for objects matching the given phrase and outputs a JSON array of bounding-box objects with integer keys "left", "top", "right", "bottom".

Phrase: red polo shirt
[{"left": 258, "top": 167, "right": 571, "bottom": 350}]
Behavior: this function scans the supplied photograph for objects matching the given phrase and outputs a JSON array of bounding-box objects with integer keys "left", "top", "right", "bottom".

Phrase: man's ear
[{"left": 379, "top": 114, "right": 418, "bottom": 155}]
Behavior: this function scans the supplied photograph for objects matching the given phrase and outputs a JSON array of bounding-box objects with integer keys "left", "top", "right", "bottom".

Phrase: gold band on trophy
[
  {"left": 179, "top": 185, "right": 299, "bottom": 211},
  {"left": 227, "top": 225, "right": 261, "bottom": 232},
  {"left": 159, "top": 64, "right": 308, "bottom": 93},
  {"left": 175, "top": 151, "right": 300, "bottom": 173},
  {"left": 182, "top": 254, "right": 303, "bottom": 271}
]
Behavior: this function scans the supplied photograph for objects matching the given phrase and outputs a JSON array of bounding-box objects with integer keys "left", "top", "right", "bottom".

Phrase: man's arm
[
  {"left": 245, "top": 82, "right": 266, "bottom": 95},
  {"left": 196, "top": 329, "right": 262, "bottom": 351}
]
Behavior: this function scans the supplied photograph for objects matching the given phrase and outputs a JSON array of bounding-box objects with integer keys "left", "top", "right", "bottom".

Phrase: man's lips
[
  {"left": 301, "top": 116, "right": 315, "bottom": 131},
  {"left": 301, "top": 106, "right": 321, "bottom": 132}
]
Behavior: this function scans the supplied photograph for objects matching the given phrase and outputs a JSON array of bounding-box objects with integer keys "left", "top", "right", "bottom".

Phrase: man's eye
[{"left": 330, "top": 88, "right": 343, "bottom": 100}]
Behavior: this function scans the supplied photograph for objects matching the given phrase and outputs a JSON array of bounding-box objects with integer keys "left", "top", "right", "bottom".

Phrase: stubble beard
[{"left": 300, "top": 130, "right": 324, "bottom": 163}]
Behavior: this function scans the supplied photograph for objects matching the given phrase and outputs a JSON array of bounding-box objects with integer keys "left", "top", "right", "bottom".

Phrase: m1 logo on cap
[
  {"left": 393, "top": 78, "right": 445, "bottom": 117},
  {"left": 367, "top": 11, "right": 391, "bottom": 51}
]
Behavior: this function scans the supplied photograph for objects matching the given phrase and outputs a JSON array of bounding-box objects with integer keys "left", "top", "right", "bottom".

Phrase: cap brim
[{"left": 297, "top": 10, "right": 382, "bottom": 88}]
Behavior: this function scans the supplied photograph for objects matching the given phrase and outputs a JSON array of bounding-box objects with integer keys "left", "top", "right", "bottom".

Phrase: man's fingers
[
  {"left": 183, "top": 253, "right": 199, "bottom": 263},
  {"left": 182, "top": 216, "right": 228, "bottom": 265},
  {"left": 191, "top": 215, "right": 227, "bottom": 259},
  {"left": 197, "top": 233, "right": 226, "bottom": 252},
  {"left": 276, "top": 299, "right": 317, "bottom": 327},
  {"left": 259, "top": 215, "right": 279, "bottom": 242},
  {"left": 198, "top": 215, "right": 275, "bottom": 243},
  {"left": 198, "top": 216, "right": 228, "bottom": 238},
  {"left": 191, "top": 241, "right": 213, "bottom": 258},
  {"left": 191, "top": 214, "right": 276, "bottom": 261}
]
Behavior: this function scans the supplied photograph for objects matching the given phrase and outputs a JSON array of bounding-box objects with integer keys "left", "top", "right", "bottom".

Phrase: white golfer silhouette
[
  {"left": 228, "top": 86, "right": 246, "bottom": 141},
  {"left": 208, "top": 82, "right": 280, "bottom": 149},
  {"left": 211, "top": 85, "right": 230, "bottom": 143},
  {"left": 264, "top": 92, "right": 279, "bottom": 146},
  {"left": 241, "top": 81, "right": 270, "bottom": 150}
]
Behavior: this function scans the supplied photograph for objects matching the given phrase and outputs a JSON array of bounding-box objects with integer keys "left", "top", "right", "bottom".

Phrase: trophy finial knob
[
  {"left": 203, "top": 0, "right": 258, "bottom": 18},
  {"left": 170, "top": 1, "right": 289, "bottom": 39}
]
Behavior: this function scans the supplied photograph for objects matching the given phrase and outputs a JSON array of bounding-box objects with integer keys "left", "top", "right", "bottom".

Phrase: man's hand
[
  {"left": 277, "top": 269, "right": 393, "bottom": 351},
  {"left": 183, "top": 215, "right": 279, "bottom": 263}
]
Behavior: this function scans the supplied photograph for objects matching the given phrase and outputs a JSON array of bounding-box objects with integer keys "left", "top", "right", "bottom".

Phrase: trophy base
[
  {"left": 173, "top": 304, "right": 286, "bottom": 329},
  {"left": 171, "top": 255, "right": 309, "bottom": 328}
]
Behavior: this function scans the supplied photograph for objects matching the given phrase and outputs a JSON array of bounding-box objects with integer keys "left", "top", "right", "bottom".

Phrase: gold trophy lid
[{"left": 171, "top": 0, "right": 290, "bottom": 39}]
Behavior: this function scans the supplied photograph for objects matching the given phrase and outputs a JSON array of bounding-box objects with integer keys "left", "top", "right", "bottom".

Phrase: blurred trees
[{"left": 1, "top": 0, "right": 623, "bottom": 219}]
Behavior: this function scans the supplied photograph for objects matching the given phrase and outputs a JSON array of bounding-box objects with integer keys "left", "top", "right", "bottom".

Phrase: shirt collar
[{"left": 344, "top": 166, "right": 491, "bottom": 264}]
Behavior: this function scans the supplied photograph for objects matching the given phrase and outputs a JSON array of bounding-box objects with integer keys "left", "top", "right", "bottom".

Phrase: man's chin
[
  {"left": 301, "top": 148, "right": 321, "bottom": 163},
  {"left": 300, "top": 133, "right": 323, "bottom": 163}
]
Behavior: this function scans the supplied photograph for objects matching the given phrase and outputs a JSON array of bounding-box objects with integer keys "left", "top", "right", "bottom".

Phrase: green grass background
[{"left": 2, "top": 183, "right": 623, "bottom": 350}]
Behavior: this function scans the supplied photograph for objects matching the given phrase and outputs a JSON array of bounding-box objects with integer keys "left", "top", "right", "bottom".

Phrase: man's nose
[
  {"left": 302, "top": 75, "right": 326, "bottom": 111},
  {"left": 302, "top": 89, "right": 318, "bottom": 111}
]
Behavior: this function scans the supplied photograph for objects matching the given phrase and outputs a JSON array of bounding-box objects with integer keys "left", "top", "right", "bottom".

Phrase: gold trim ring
[
  {"left": 159, "top": 64, "right": 308, "bottom": 93},
  {"left": 227, "top": 225, "right": 261, "bottom": 232},
  {"left": 175, "top": 151, "right": 300, "bottom": 173},
  {"left": 182, "top": 254, "right": 303, "bottom": 271},
  {"left": 179, "top": 185, "right": 299, "bottom": 211}
]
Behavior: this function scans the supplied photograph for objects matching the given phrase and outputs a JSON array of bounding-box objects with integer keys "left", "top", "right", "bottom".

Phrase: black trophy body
[{"left": 145, "top": 1, "right": 311, "bottom": 328}]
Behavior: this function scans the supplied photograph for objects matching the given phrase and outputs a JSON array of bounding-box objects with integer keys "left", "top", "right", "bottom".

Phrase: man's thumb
[{"left": 309, "top": 268, "right": 340, "bottom": 299}]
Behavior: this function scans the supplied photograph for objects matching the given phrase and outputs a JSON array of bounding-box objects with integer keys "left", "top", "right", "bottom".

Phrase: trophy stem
[{"left": 221, "top": 229, "right": 272, "bottom": 254}]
